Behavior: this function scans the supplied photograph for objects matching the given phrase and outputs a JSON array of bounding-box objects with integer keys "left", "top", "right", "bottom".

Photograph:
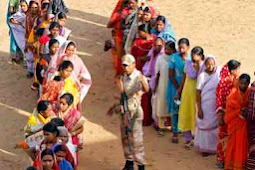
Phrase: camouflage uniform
[{"left": 120, "top": 68, "right": 147, "bottom": 165}]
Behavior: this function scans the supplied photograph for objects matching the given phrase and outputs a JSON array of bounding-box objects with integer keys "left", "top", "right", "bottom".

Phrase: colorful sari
[
  {"left": 216, "top": 64, "right": 237, "bottom": 164},
  {"left": 194, "top": 56, "right": 220, "bottom": 153},
  {"left": 131, "top": 35, "right": 156, "bottom": 71},
  {"left": 58, "top": 41, "right": 92, "bottom": 102},
  {"left": 40, "top": 76, "right": 80, "bottom": 107},
  {"left": 247, "top": 83, "right": 255, "bottom": 169},
  {"left": 225, "top": 87, "right": 250, "bottom": 170},
  {"left": 166, "top": 53, "right": 190, "bottom": 133}
]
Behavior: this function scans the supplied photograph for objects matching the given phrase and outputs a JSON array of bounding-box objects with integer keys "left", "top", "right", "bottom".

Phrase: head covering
[
  {"left": 122, "top": 54, "right": 136, "bottom": 66},
  {"left": 200, "top": 54, "right": 218, "bottom": 73},
  {"left": 58, "top": 40, "right": 76, "bottom": 57}
]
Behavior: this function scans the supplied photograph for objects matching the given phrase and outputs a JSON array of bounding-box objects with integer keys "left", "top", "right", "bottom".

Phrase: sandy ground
[{"left": 0, "top": 0, "right": 255, "bottom": 169}]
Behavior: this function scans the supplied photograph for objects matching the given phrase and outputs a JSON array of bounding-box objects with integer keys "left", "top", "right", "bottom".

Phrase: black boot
[
  {"left": 122, "top": 160, "right": 134, "bottom": 170},
  {"left": 138, "top": 165, "right": 145, "bottom": 170}
]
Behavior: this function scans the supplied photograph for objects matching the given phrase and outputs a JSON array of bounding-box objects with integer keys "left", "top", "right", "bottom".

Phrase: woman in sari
[
  {"left": 167, "top": 38, "right": 190, "bottom": 143},
  {"left": 143, "top": 37, "right": 164, "bottom": 126},
  {"left": 36, "top": 0, "right": 54, "bottom": 31},
  {"left": 153, "top": 40, "right": 176, "bottom": 135},
  {"left": 53, "top": 12, "right": 71, "bottom": 39},
  {"left": 195, "top": 55, "right": 220, "bottom": 156},
  {"left": 178, "top": 46, "right": 204, "bottom": 148},
  {"left": 40, "top": 61, "right": 80, "bottom": 108},
  {"left": 225, "top": 74, "right": 250, "bottom": 170},
  {"left": 33, "top": 149, "right": 60, "bottom": 170},
  {"left": 57, "top": 41, "right": 92, "bottom": 104},
  {"left": 53, "top": 144, "right": 74, "bottom": 170},
  {"left": 247, "top": 80, "right": 255, "bottom": 170},
  {"left": 216, "top": 60, "right": 241, "bottom": 168},
  {"left": 57, "top": 93, "right": 86, "bottom": 161},
  {"left": 24, "top": 0, "right": 41, "bottom": 77},
  {"left": 131, "top": 24, "right": 156, "bottom": 71},
  {"left": 150, "top": 15, "right": 176, "bottom": 43},
  {"left": 8, "top": 0, "right": 29, "bottom": 64}
]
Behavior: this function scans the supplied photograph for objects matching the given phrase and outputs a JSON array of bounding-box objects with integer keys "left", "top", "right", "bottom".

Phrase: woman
[
  {"left": 216, "top": 60, "right": 241, "bottom": 168},
  {"left": 143, "top": 6, "right": 157, "bottom": 33},
  {"left": 131, "top": 24, "right": 156, "bottom": 71},
  {"left": 40, "top": 61, "right": 80, "bottom": 108},
  {"left": 57, "top": 93, "right": 86, "bottom": 162},
  {"left": 150, "top": 15, "right": 176, "bottom": 42},
  {"left": 167, "top": 38, "right": 190, "bottom": 143},
  {"left": 33, "top": 149, "right": 60, "bottom": 170},
  {"left": 153, "top": 40, "right": 176, "bottom": 135},
  {"left": 225, "top": 74, "right": 250, "bottom": 170},
  {"left": 247, "top": 80, "right": 255, "bottom": 170},
  {"left": 53, "top": 12, "right": 71, "bottom": 39},
  {"left": 53, "top": 144, "right": 74, "bottom": 170},
  {"left": 36, "top": 0, "right": 54, "bottom": 31},
  {"left": 178, "top": 46, "right": 204, "bottom": 148},
  {"left": 194, "top": 55, "right": 220, "bottom": 156},
  {"left": 57, "top": 41, "right": 92, "bottom": 103},
  {"left": 143, "top": 37, "right": 164, "bottom": 126},
  {"left": 8, "top": 0, "right": 29, "bottom": 63},
  {"left": 25, "top": 0, "right": 41, "bottom": 77}
]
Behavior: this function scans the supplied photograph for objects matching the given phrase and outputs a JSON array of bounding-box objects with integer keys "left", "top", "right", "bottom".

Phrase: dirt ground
[{"left": 0, "top": 0, "right": 255, "bottom": 169}]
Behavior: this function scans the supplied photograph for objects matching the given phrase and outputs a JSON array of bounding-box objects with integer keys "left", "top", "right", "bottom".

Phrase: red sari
[
  {"left": 225, "top": 87, "right": 250, "bottom": 170},
  {"left": 131, "top": 35, "right": 156, "bottom": 71},
  {"left": 216, "top": 65, "right": 237, "bottom": 164}
]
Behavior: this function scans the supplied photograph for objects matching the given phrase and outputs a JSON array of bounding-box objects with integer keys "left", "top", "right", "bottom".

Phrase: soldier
[{"left": 116, "top": 54, "right": 149, "bottom": 170}]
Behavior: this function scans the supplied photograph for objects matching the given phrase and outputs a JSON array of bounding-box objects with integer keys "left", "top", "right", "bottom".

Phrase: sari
[
  {"left": 131, "top": 35, "right": 156, "bottom": 71},
  {"left": 166, "top": 53, "right": 190, "bottom": 133},
  {"left": 216, "top": 64, "right": 237, "bottom": 164},
  {"left": 194, "top": 56, "right": 220, "bottom": 153},
  {"left": 40, "top": 76, "right": 80, "bottom": 107},
  {"left": 53, "top": 12, "right": 72, "bottom": 39},
  {"left": 58, "top": 41, "right": 92, "bottom": 102},
  {"left": 247, "top": 83, "right": 255, "bottom": 169},
  {"left": 153, "top": 54, "right": 170, "bottom": 129},
  {"left": 150, "top": 18, "right": 176, "bottom": 42},
  {"left": 225, "top": 87, "right": 250, "bottom": 170}
]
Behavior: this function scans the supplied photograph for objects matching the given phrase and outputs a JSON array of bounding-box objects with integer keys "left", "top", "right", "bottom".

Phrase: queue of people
[
  {"left": 106, "top": 0, "right": 255, "bottom": 170},
  {"left": 7, "top": 0, "right": 92, "bottom": 169}
]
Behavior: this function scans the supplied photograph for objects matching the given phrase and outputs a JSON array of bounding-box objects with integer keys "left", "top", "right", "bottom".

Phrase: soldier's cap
[{"left": 122, "top": 54, "right": 136, "bottom": 66}]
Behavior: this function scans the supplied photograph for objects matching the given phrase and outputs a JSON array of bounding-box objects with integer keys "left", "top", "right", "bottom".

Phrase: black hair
[
  {"left": 165, "top": 40, "right": 176, "bottom": 52},
  {"left": 178, "top": 38, "right": 190, "bottom": 46},
  {"left": 35, "top": 28, "right": 45, "bottom": 37},
  {"left": 144, "top": 6, "right": 151, "bottom": 13},
  {"left": 43, "top": 122, "right": 59, "bottom": 137},
  {"left": 239, "top": 74, "right": 251, "bottom": 84},
  {"left": 66, "top": 42, "right": 76, "bottom": 48},
  {"left": 59, "top": 61, "right": 74, "bottom": 71},
  {"left": 58, "top": 12, "right": 67, "bottom": 20},
  {"left": 49, "top": 21, "right": 60, "bottom": 30},
  {"left": 26, "top": 166, "right": 37, "bottom": 170},
  {"left": 53, "top": 144, "right": 67, "bottom": 153},
  {"left": 20, "top": 0, "right": 28, "bottom": 4},
  {"left": 41, "top": 2, "right": 50, "bottom": 10},
  {"left": 29, "top": 1, "right": 39, "bottom": 7},
  {"left": 156, "top": 15, "right": 166, "bottom": 24},
  {"left": 37, "top": 100, "right": 51, "bottom": 113},
  {"left": 53, "top": 75, "right": 62, "bottom": 81},
  {"left": 50, "top": 118, "right": 65, "bottom": 126},
  {"left": 191, "top": 46, "right": 204, "bottom": 60},
  {"left": 41, "top": 149, "right": 54, "bottom": 159},
  {"left": 138, "top": 7, "right": 143, "bottom": 11},
  {"left": 227, "top": 60, "right": 241, "bottom": 71},
  {"left": 60, "top": 93, "right": 74, "bottom": 106},
  {"left": 49, "top": 39, "right": 59, "bottom": 49},
  {"left": 138, "top": 24, "right": 147, "bottom": 32}
]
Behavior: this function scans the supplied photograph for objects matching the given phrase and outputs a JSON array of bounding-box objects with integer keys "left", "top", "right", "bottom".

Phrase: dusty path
[{"left": 0, "top": 0, "right": 254, "bottom": 169}]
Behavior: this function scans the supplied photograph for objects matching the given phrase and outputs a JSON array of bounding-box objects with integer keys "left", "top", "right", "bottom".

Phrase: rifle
[{"left": 120, "top": 92, "right": 134, "bottom": 152}]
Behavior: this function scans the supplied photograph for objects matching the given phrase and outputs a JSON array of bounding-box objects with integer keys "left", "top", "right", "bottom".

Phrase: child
[
  {"left": 195, "top": 55, "right": 220, "bottom": 156},
  {"left": 178, "top": 46, "right": 205, "bottom": 148},
  {"left": 225, "top": 74, "right": 250, "bottom": 169},
  {"left": 53, "top": 144, "right": 75, "bottom": 170},
  {"left": 167, "top": 38, "right": 190, "bottom": 143},
  {"left": 153, "top": 40, "right": 176, "bottom": 136},
  {"left": 54, "top": 12, "right": 71, "bottom": 39}
]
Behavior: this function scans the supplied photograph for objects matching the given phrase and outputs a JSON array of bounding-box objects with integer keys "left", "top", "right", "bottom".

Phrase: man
[{"left": 116, "top": 54, "right": 149, "bottom": 170}]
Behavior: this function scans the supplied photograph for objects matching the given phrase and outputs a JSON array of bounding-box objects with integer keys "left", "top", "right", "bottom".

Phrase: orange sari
[{"left": 225, "top": 87, "right": 250, "bottom": 170}]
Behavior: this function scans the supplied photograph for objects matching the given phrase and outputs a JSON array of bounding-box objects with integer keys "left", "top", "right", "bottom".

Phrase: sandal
[
  {"left": 171, "top": 137, "right": 179, "bottom": 144},
  {"left": 157, "top": 130, "right": 165, "bottom": 137},
  {"left": 184, "top": 141, "right": 193, "bottom": 150}
]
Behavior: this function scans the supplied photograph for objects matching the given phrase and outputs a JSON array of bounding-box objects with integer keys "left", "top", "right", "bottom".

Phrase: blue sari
[
  {"left": 150, "top": 19, "right": 176, "bottom": 43},
  {"left": 59, "top": 160, "right": 73, "bottom": 170},
  {"left": 166, "top": 53, "right": 190, "bottom": 133}
]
